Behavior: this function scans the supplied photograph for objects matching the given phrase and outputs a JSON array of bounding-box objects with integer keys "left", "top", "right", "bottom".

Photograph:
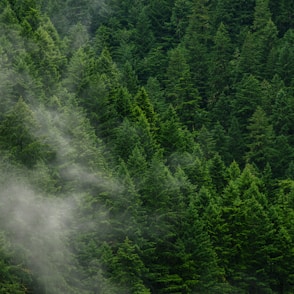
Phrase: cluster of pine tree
[{"left": 0, "top": 0, "right": 293, "bottom": 293}]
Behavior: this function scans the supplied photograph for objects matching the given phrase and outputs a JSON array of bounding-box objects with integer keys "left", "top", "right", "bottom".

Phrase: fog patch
[{"left": 0, "top": 175, "right": 80, "bottom": 292}]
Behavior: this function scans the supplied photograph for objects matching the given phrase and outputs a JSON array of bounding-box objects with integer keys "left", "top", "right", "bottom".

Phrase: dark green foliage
[
  {"left": 0, "top": 1, "right": 293, "bottom": 293},
  {"left": 207, "top": 22, "right": 233, "bottom": 103},
  {"left": 183, "top": 0, "right": 211, "bottom": 101},
  {"left": 232, "top": 74, "right": 263, "bottom": 133},
  {"left": 272, "top": 29, "right": 294, "bottom": 86},
  {"left": 269, "top": 0, "right": 294, "bottom": 36},
  {"left": 214, "top": 0, "right": 256, "bottom": 42},
  {"left": 245, "top": 106, "right": 276, "bottom": 171}
]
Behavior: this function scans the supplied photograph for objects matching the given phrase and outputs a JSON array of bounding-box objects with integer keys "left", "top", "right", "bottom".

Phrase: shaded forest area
[{"left": 0, "top": 0, "right": 293, "bottom": 293}]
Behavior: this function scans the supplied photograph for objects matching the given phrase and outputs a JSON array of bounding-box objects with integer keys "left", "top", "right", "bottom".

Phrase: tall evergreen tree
[
  {"left": 208, "top": 21, "right": 232, "bottom": 103},
  {"left": 165, "top": 45, "right": 203, "bottom": 130},
  {"left": 245, "top": 106, "right": 276, "bottom": 171},
  {"left": 0, "top": 99, "right": 47, "bottom": 167},
  {"left": 112, "top": 237, "right": 150, "bottom": 294},
  {"left": 214, "top": 0, "right": 255, "bottom": 42},
  {"left": 183, "top": 0, "right": 211, "bottom": 101}
]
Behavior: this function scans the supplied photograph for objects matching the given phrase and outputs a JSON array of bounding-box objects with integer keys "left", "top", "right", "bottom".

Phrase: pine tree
[
  {"left": 268, "top": 181, "right": 294, "bottom": 293},
  {"left": 165, "top": 45, "right": 192, "bottom": 107},
  {"left": 269, "top": 0, "right": 294, "bottom": 36},
  {"left": 220, "top": 164, "right": 275, "bottom": 292},
  {"left": 112, "top": 237, "right": 150, "bottom": 293},
  {"left": 236, "top": 0, "right": 278, "bottom": 79},
  {"left": 133, "top": 6, "right": 155, "bottom": 59},
  {"left": 183, "top": 0, "right": 212, "bottom": 100},
  {"left": 158, "top": 105, "right": 194, "bottom": 156},
  {"left": 214, "top": 0, "right": 255, "bottom": 42},
  {"left": 31, "top": 18, "right": 65, "bottom": 89},
  {"left": 134, "top": 87, "right": 159, "bottom": 134},
  {"left": 170, "top": 0, "right": 193, "bottom": 43},
  {"left": 164, "top": 45, "right": 203, "bottom": 130},
  {"left": 245, "top": 106, "right": 276, "bottom": 171},
  {"left": 253, "top": 0, "right": 271, "bottom": 32},
  {"left": 147, "top": 0, "right": 174, "bottom": 42},
  {"left": 121, "top": 62, "right": 139, "bottom": 94},
  {"left": 113, "top": 118, "right": 141, "bottom": 161},
  {"left": 0, "top": 232, "right": 34, "bottom": 293},
  {"left": 232, "top": 74, "right": 262, "bottom": 130},
  {"left": 0, "top": 2, "right": 19, "bottom": 26},
  {"left": 238, "top": 31, "right": 259, "bottom": 78},
  {"left": 273, "top": 29, "right": 294, "bottom": 86},
  {"left": 208, "top": 153, "right": 228, "bottom": 194},
  {"left": 196, "top": 126, "right": 216, "bottom": 160},
  {"left": 211, "top": 122, "right": 231, "bottom": 164},
  {"left": 181, "top": 197, "right": 222, "bottom": 293},
  {"left": 0, "top": 99, "right": 46, "bottom": 167},
  {"left": 127, "top": 145, "right": 148, "bottom": 189},
  {"left": 208, "top": 22, "right": 232, "bottom": 104}
]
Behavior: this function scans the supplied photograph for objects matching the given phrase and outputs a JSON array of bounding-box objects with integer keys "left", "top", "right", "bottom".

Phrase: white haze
[
  {"left": 0, "top": 103, "right": 122, "bottom": 293},
  {"left": 0, "top": 3, "right": 126, "bottom": 291},
  {"left": 0, "top": 177, "right": 76, "bottom": 292},
  {"left": 0, "top": 65, "right": 118, "bottom": 294}
]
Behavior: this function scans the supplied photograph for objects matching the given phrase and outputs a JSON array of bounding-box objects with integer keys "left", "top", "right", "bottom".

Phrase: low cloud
[{"left": 0, "top": 175, "right": 79, "bottom": 292}]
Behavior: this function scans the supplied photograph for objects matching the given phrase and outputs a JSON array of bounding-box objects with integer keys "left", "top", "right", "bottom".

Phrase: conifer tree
[
  {"left": 269, "top": 181, "right": 294, "bottom": 292},
  {"left": 273, "top": 29, "right": 294, "bottom": 86},
  {"left": 182, "top": 194, "right": 223, "bottom": 293},
  {"left": 159, "top": 105, "right": 195, "bottom": 157},
  {"left": 165, "top": 45, "right": 203, "bottom": 130},
  {"left": 0, "top": 99, "right": 45, "bottom": 167},
  {"left": 208, "top": 22, "right": 232, "bottom": 104},
  {"left": 245, "top": 106, "right": 276, "bottom": 171},
  {"left": 31, "top": 19, "right": 65, "bottom": 90},
  {"left": 208, "top": 153, "right": 228, "bottom": 194},
  {"left": 127, "top": 145, "right": 148, "bottom": 189},
  {"left": 112, "top": 237, "right": 150, "bottom": 294},
  {"left": 232, "top": 74, "right": 262, "bottom": 130},
  {"left": 170, "top": 0, "right": 192, "bottom": 42},
  {"left": 183, "top": 0, "right": 210, "bottom": 100},
  {"left": 134, "top": 87, "right": 159, "bottom": 134},
  {"left": 269, "top": 0, "right": 294, "bottom": 36},
  {"left": 113, "top": 118, "right": 141, "bottom": 161}
]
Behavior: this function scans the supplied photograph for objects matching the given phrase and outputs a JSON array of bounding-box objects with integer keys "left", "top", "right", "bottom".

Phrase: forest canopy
[{"left": 0, "top": 0, "right": 293, "bottom": 293}]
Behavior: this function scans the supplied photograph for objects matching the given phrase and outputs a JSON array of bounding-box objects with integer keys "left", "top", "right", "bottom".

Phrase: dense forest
[{"left": 0, "top": 0, "right": 293, "bottom": 293}]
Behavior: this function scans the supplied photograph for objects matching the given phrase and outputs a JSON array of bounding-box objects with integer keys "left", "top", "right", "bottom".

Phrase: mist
[
  {"left": 42, "top": 0, "right": 110, "bottom": 35},
  {"left": 0, "top": 45, "right": 120, "bottom": 294},
  {"left": 0, "top": 176, "right": 76, "bottom": 292},
  {"left": 0, "top": 2, "right": 134, "bottom": 293},
  {"left": 0, "top": 101, "right": 122, "bottom": 293}
]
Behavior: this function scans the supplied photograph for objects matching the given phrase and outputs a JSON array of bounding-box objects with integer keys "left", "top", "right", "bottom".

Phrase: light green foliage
[
  {"left": 0, "top": 99, "right": 45, "bottom": 167},
  {"left": 112, "top": 237, "right": 150, "bottom": 293},
  {"left": 159, "top": 105, "right": 195, "bottom": 156},
  {"left": 134, "top": 87, "right": 158, "bottom": 133},
  {"left": 31, "top": 19, "right": 65, "bottom": 88},
  {"left": 165, "top": 46, "right": 190, "bottom": 104},
  {"left": 165, "top": 45, "right": 204, "bottom": 129}
]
